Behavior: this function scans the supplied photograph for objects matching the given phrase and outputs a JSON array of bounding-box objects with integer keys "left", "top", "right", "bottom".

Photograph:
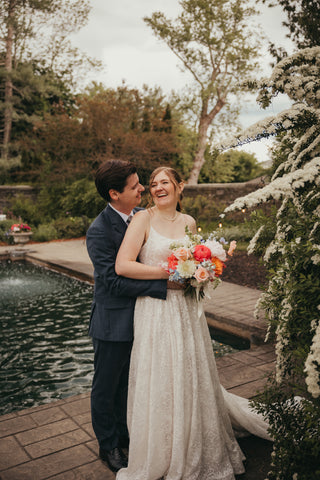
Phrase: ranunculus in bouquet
[{"left": 163, "top": 227, "right": 236, "bottom": 299}]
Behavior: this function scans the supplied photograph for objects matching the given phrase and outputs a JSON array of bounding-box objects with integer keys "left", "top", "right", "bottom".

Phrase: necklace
[{"left": 156, "top": 209, "right": 178, "bottom": 222}]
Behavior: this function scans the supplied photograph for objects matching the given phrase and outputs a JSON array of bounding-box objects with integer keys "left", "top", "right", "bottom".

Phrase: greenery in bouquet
[{"left": 163, "top": 227, "right": 236, "bottom": 299}]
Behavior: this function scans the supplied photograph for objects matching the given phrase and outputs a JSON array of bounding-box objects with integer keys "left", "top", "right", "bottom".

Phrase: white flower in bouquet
[
  {"left": 204, "top": 239, "right": 227, "bottom": 261},
  {"left": 176, "top": 259, "right": 197, "bottom": 278}
]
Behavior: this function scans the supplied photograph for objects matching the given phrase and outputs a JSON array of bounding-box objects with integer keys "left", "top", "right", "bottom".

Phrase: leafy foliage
[
  {"left": 253, "top": 386, "right": 320, "bottom": 480},
  {"left": 200, "top": 149, "right": 267, "bottom": 183},
  {"left": 262, "top": 0, "right": 320, "bottom": 58},
  {"left": 224, "top": 47, "right": 320, "bottom": 479},
  {"left": 18, "top": 84, "right": 190, "bottom": 184},
  {"left": 0, "top": 0, "right": 99, "bottom": 168},
  {"left": 52, "top": 216, "right": 89, "bottom": 239}
]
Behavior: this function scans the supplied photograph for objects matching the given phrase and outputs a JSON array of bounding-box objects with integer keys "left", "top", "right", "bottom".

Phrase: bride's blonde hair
[{"left": 148, "top": 167, "right": 184, "bottom": 212}]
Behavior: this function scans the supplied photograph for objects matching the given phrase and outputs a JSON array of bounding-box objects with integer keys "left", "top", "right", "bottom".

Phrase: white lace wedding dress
[{"left": 116, "top": 227, "right": 271, "bottom": 480}]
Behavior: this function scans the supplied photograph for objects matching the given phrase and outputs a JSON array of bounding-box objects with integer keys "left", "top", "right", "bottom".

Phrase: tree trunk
[
  {"left": 187, "top": 120, "right": 209, "bottom": 185},
  {"left": 187, "top": 99, "right": 225, "bottom": 185},
  {"left": 2, "top": 1, "right": 14, "bottom": 161}
]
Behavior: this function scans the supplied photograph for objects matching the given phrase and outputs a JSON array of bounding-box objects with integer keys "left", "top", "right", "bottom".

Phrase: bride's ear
[{"left": 178, "top": 182, "right": 185, "bottom": 195}]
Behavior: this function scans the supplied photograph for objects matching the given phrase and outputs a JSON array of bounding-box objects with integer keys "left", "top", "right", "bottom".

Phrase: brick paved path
[{"left": 0, "top": 240, "right": 275, "bottom": 479}]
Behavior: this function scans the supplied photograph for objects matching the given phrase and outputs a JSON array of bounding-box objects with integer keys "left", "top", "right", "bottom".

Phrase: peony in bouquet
[{"left": 164, "top": 227, "right": 236, "bottom": 299}]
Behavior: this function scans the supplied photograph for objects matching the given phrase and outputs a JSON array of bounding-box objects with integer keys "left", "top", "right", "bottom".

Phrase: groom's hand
[{"left": 167, "top": 280, "right": 185, "bottom": 290}]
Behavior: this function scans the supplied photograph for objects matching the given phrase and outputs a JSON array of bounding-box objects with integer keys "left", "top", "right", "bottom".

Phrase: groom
[{"left": 86, "top": 159, "right": 167, "bottom": 473}]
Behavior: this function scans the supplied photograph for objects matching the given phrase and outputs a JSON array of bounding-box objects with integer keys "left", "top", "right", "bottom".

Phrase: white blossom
[
  {"left": 247, "top": 226, "right": 264, "bottom": 255},
  {"left": 304, "top": 323, "right": 320, "bottom": 398},
  {"left": 311, "top": 254, "right": 320, "bottom": 265}
]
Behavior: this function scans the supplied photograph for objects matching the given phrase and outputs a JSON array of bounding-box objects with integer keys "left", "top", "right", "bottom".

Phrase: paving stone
[
  {"left": 73, "top": 412, "right": 91, "bottom": 426},
  {"left": 0, "top": 412, "right": 17, "bottom": 422},
  {"left": 227, "top": 378, "right": 268, "bottom": 398},
  {"left": 30, "top": 407, "right": 67, "bottom": 426},
  {"left": 0, "top": 415, "right": 37, "bottom": 438},
  {"left": 85, "top": 439, "right": 98, "bottom": 455},
  {"left": 256, "top": 351, "right": 276, "bottom": 362},
  {"left": 17, "top": 401, "right": 66, "bottom": 417},
  {"left": 226, "top": 351, "right": 267, "bottom": 366},
  {"left": 215, "top": 355, "right": 238, "bottom": 368},
  {"left": 219, "top": 364, "right": 264, "bottom": 390},
  {"left": 49, "top": 459, "right": 114, "bottom": 480},
  {"left": 61, "top": 398, "right": 90, "bottom": 417},
  {"left": 64, "top": 393, "right": 90, "bottom": 403},
  {"left": 25, "top": 428, "right": 91, "bottom": 459},
  {"left": 249, "top": 344, "right": 275, "bottom": 355},
  {"left": 0, "top": 445, "right": 96, "bottom": 480},
  {"left": 0, "top": 436, "right": 30, "bottom": 470},
  {"left": 256, "top": 361, "right": 276, "bottom": 374},
  {"left": 81, "top": 423, "right": 95, "bottom": 439},
  {"left": 16, "top": 418, "right": 78, "bottom": 446}
]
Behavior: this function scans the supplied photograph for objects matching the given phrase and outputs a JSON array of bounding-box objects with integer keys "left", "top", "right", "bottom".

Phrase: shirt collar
[{"left": 109, "top": 203, "right": 133, "bottom": 223}]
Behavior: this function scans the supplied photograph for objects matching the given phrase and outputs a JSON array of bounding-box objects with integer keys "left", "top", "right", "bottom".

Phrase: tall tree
[
  {"left": 144, "top": 0, "right": 261, "bottom": 184},
  {"left": 0, "top": 0, "right": 93, "bottom": 167}
]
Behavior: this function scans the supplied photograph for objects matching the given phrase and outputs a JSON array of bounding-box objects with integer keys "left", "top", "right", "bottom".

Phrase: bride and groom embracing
[{"left": 86, "top": 159, "right": 271, "bottom": 480}]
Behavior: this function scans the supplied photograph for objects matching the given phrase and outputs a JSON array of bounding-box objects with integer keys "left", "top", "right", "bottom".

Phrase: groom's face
[{"left": 115, "top": 173, "right": 145, "bottom": 213}]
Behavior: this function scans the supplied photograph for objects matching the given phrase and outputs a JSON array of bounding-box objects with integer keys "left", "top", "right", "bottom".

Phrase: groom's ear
[{"left": 109, "top": 189, "right": 119, "bottom": 202}]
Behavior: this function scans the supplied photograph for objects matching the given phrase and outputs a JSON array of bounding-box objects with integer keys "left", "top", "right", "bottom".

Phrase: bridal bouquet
[{"left": 163, "top": 227, "right": 236, "bottom": 299}]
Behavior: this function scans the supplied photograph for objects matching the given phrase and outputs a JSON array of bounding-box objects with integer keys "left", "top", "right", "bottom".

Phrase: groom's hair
[{"left": 95, "top": 159, "right": 137, "bottom": 201}]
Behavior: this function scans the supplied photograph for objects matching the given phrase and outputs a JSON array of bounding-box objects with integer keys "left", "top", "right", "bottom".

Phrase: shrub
[
  {"left": 32, "top": 224, "right": 58, "bottom": 242},
  {"left": 0, "top": 219, "right": 14, "bottom": 243},
  {"left": 52, "top": 216, "right": 89, "bottom": 239},
  {"left": 182, "top": 195, "right": 228, "bottom": 231},
  {"left": 224, "top": 47, "right": 320, "bottom": 480},
  {"left": 8, "top": 194, "right": 42, "bottom": 226},
  {"left": 60, "top": 178, "right": 106, "bottom": 218}
]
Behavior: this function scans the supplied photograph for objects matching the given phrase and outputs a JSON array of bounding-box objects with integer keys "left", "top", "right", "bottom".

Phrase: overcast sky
[{"left": 71, "top": 0, "right": 294, "bottom": 163}]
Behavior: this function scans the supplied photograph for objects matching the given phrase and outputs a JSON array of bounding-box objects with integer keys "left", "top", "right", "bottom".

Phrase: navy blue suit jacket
[{"left": 86, "top": 205, "right": 167, "bottom": 342}]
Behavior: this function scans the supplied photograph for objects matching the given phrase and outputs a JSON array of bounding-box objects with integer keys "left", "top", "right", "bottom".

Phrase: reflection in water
[
  {"left": 0, "top": 261, "right": 93, "bottom": 415},
  {"left": 0, "top": 261, "right": 246, "bottom": 416}
]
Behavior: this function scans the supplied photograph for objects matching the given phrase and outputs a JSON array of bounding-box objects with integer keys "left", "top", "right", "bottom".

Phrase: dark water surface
[
  {"left": 0, "top": 260, "right": 93, "bottom": 415},
  {"left": 0, "top": 261, "right": 247, "bottom": 416}
]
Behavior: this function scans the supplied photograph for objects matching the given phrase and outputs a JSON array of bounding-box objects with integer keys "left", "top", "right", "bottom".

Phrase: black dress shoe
[{"left": 99, "top": 447, "right": 128, "bottom": 472}]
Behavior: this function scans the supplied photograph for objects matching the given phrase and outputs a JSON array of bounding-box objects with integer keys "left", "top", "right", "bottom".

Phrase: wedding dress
[{"left": 116, "top": 227, "right": 271, "bottom": 480}]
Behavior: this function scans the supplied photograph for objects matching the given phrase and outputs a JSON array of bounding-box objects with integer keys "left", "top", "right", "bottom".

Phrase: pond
[{"left": 0, "top": 260, "right": 248, "bottom": 416}]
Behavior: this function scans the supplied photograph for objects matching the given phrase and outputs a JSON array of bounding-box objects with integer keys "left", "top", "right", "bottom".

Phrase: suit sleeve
[{"left": 86, "top": 222, "right": 167, "bottom": 300}]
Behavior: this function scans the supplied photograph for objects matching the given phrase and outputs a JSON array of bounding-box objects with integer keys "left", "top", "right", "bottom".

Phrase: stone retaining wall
[
  {"left": 0, "top": 177, "right": 268, "bottom": 211},
  {"left": 0, "top": 185, "right": 38, "bottom": 210},
  {"left": 183, "top": 176, "right": 267, "bottom": 203}
]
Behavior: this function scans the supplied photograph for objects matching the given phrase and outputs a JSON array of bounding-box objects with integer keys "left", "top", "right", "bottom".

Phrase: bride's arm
[{"left": 116, "top": 211, "right": 169, "bottom": 280}]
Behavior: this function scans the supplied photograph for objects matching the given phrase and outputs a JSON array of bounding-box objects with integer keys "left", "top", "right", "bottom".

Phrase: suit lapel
[{"left": 104, "top": 205, "right": 127, "bottom": 236}]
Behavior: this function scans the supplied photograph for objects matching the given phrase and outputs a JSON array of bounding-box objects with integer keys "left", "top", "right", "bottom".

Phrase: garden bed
[{"left": 222, "top": 251, "right": 267, "bottom": 290}]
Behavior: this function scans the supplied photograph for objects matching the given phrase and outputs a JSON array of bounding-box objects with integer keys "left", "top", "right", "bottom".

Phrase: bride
[{"left": 115, "top": 166, "right": 271, "bottom": 480}]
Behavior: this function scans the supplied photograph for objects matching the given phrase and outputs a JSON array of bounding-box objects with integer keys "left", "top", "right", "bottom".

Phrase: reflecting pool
[
  {"left": 0, "top": 261, "right": 93, "bottom": 415},
  {"left": 0, "top": 260, "right": 248, "bottom": 416}
]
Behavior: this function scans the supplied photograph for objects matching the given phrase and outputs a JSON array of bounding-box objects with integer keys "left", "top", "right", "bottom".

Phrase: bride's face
[{"left": 150, "top": 171, "right": 182, "bottom": 208}]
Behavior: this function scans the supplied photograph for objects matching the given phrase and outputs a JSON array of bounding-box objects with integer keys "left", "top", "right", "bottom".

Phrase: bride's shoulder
[
  {"left": 181, "top": 213, "right": 196, "bottom": 232},
  {"left": 132, "top": 209, "right": 152, "bottom": 225}
]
